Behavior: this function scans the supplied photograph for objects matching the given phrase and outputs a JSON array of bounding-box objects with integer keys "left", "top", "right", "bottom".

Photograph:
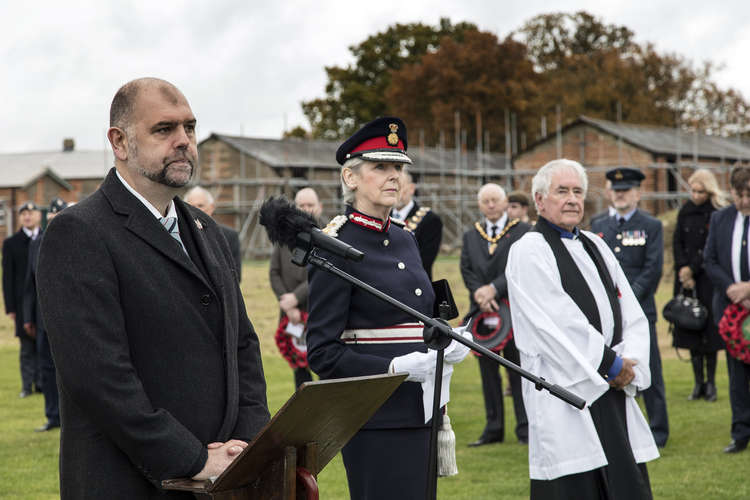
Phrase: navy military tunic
[
  {"left": 307, "top": 205, "right": 435, "bottom": 499},
  {"left": 591, "top": 209, "right": 669, "bottom": 448}
]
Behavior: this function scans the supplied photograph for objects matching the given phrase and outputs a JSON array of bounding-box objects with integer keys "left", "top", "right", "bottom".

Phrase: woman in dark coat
[{"left": 673, "top": 168, "right": 728, "bottom": 401}]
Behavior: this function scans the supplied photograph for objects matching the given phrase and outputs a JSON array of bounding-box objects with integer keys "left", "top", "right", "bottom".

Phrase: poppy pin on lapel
[{"left": 195, "top": 218, "right": 203, "bottom": 230}]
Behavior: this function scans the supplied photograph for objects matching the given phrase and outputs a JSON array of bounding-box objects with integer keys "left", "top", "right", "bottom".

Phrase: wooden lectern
[{"left": 162, "top": 373, "right": 406, "bottom": 499}]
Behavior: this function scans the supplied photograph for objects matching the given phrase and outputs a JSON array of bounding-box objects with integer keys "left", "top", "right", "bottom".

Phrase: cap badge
[
  {"left": 387, "top": 123, "right": 399, "bottom": 146},
  {"left": 615, "top": 170, "right": 623, "bottom": 180}
]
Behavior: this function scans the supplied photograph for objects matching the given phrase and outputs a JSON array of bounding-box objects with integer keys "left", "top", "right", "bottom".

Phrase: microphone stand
[{"left": 293, "top": 242, "right": 586, "bottom": 500}]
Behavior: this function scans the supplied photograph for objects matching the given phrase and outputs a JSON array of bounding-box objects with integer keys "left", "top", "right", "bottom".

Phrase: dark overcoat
[
  {"left": 704, "top": 205, "right": 740, "bottom": 323},
  {"left": 36, "top": 168, "right": 269, "bottom": 499},
  {"left": 403, "top": 201, "right": 443, "bottom": 280},
  {"left": 2, "top": 229, "right": 31, "bottom": 336},
  {"left": 672, "top": 200, "right": 723, "bottom": 351},
  {"left": 219, "top": 224, "right": 242, "bottom": 282}
]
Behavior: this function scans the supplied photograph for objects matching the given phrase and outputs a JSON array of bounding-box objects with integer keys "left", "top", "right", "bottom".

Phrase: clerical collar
[
  {"left": 545, "top": 219, "right": 579, "bottom": 239},
  {"left": 615, "top": 207, "right": 636, "bottom": 222},
  {"left": 346, "top": 205, "right": 390, "bottom": 233}
]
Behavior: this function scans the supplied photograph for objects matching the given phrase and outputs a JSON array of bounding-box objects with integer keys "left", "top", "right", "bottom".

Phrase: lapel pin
[{"left": 195, "top": 218, "right": 203, "bottom": 230}]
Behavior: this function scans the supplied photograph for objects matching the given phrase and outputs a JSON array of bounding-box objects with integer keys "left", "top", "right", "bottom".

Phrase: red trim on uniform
[
  {"left": 350, "top": 136, "right": 406, "bottom": 155},
  {"left": 349, "top": 211, "right": 391, "bottom": 232}
]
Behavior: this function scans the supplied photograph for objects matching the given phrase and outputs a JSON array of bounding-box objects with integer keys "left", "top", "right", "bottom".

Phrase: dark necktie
[
  {"left": 618, "top": 217, "right": 625, "bottom": 227},
  {"left": 490, "top": 225, "right": 497, "bottom": 238},
  {"left": 741, "top": 216, "right": 749, "bottom": 282},
  {"left": 160, "top": 216, "right": 188, "bottom": 255}
]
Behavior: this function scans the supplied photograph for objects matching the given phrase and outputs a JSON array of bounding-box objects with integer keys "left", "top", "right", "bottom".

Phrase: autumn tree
[
  {"left": 514, "top": 11, "right": 750, "bottom": 135},
  {"left": 301, "top": 18, "right": 477, "bottom": 140},
  {"left": 386, "top": 30, "right": 541, "bottom": 151}
]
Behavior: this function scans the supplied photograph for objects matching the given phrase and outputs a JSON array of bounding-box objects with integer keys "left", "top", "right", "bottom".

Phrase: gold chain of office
[{"left": 474, "top": 219, "right": 519, "bottom": 255}]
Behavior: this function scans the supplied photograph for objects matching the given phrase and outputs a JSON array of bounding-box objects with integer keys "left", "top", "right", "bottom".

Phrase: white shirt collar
[
  {"left": 485, "top": 213, "right": 508, "bottom": 234},
  {"left": 394, "top": 199, "right": 415, "bottom": 221},
  {"left": 22, "top": 227, "right": 39, "bottom": 239},
  {"left": 115, "top": 169, "right": 177, "bottom": 219}
]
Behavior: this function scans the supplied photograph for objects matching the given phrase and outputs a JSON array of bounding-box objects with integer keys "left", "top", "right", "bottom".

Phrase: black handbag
[{"left": 663, "top": 287, "right": 708, "bottom": 331}]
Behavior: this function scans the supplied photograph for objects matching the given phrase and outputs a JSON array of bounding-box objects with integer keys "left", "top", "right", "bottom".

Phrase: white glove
[
  {"left": 444, "top": 327, "right": 472, "bottom": 364},
  {"left": 390, "top": 350, "right": 438, "bottom": 383}
]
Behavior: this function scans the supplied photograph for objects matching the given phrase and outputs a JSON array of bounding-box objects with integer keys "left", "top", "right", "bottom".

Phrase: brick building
[
  {"left": 0, "top": 141, "right": 112, "bottom": 236},
  {"left": 513, "top": 116, "right": 750, "bottom": 220},
  {"left": 196, "top": 133, "right": 511, "bottom": 257}
]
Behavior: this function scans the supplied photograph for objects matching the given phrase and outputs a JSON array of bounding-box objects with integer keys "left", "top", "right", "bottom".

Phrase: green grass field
[{"left": 1, "top": 257, "right": 748, "bottom": 499}]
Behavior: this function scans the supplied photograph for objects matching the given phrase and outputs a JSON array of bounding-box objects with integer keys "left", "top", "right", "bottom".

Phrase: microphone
[{"left": 259, "top": 196, "right": 365, "bottom": 262}]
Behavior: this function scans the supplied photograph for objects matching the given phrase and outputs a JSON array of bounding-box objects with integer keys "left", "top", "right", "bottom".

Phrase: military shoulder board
[
  {"left": 322, "top": 215, "right": 348, "bottom": 238},
  {"left": 404, "top": 206, "right": 431, "bottom": 233}
]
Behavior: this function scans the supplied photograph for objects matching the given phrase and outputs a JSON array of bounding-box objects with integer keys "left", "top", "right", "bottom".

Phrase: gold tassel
[{"left": 437, "top": 413, "right": 458, "bottom": 477}]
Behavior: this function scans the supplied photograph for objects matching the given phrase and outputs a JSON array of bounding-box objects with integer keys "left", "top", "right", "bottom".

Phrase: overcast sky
[{"left": 2, "top": 0, "right": 749, "bottom": 153}]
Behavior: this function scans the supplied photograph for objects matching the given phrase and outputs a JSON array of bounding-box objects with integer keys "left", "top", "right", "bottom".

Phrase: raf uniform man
[
  {"left": 2, "top": 201, "right": 41, "bottom": 398},
  {"left": 184, "top": 185, "right": 242, "bottom": 281},
  {"left": 591, "top": 167, "right": 669, "bottom": 448},
  {"left": 391, "top": 170, "right": 443, "bottom": 279},
  {"left": 36, "top": 77, "right": 269, "bottom": 499},
  {"left": 23, "top": 197, "right": 68, "bottom": 432},
  {"left": 460, "top": 183, "right": 529, "bottom": 446}
]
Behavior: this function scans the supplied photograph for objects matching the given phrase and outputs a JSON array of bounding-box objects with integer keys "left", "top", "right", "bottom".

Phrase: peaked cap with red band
[{"left": 336, "top": 116, "right": 411, "bottom": 166}]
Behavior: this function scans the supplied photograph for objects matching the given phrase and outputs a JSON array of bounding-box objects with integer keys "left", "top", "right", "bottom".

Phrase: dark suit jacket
[
  {"left": 2, "top": 229, "right": 31, "bottom": 336},
  {"left": 591, "top": 209, "right": 663, "bottom": 320},
  {"left": 269, "top": 244, "right": 308, "bottom": 312},
  {"left": 404, "top": 202, "right": 443, "bottom": 279},
  {"left": 219, "top": 224, "right": 242, "bottom": 282},
  {"left": 37, "top": 168, "right": 269, "bottom": 499},
  {"left": 704, "top": 205, "right": 740, "bottom": 324},
  {"left": 460, "top": 219, "right": 531, "bottom": 320},
  {"left": 23, "top": 235, "right": 43, "bottom": 328}
]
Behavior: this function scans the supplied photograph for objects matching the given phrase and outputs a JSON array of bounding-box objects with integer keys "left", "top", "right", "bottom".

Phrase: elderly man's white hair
[
  {"left": 477, "top": 183, "right": 506, "bottom": 201},
  {"left": 531, "top": 159, "right": 588, "bottom": 201},
  {"left": 184, "top": 185, "right": 215, "bottom": 205}
]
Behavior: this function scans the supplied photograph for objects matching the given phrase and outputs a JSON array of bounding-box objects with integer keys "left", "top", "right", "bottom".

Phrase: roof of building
[
  {"left": 541, "top": 115, "right": 750, "bottom": 161},
  {"left": 204, "top": 133, "right": 510, "bottom": 173},
  {"left": 0, "top": 149, "right": 113, "bottom": 188}
]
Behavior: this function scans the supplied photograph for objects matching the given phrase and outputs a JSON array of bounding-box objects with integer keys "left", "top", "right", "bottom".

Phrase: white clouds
[{"left": 1, "top": 1, "right": 749, "bottom": 152}]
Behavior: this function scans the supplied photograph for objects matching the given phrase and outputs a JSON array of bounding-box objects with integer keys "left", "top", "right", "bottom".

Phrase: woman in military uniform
[
  {"left": 306, "top": 117, "right": 440, "bottom": 499},
  {"left": 673, "top": 169, "right": 728, "bottom": 401}
]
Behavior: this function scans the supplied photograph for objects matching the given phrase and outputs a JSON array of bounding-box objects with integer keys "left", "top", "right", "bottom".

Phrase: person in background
[
  {"left": 391, "top": 170, "right": 443, "bottom": 279},
  {"left": 506, "top": 190, "right": 531, "bottom": 223},
  {"left": 591, "top": 167, "right": 668, "bottom": 448},
  {"left": 672, "top": 169, "right": 728, "bottom": 401},
  {"left": 269, "top": 187, "right": 322, "bottom": 388},
  {"left": 704, "top": 165, "right": 750, "bottom": 454},
  {"left": 23, "top": 197, "right": 68, "bottom": 431},
  {"left": 589, "top": 179, "right": 616, "bottom": 227},
  {"left": 3, "top": 201, "right": 41, "bottom": 398},
  {"left": 184, "top": 185, "right": 242, "bottom": 281},
  {"left": 460, "top": 183, "right": 529, "bottom": 446},
  {"left": 508, "top": 159, "right": 657, "bottom": 499}
]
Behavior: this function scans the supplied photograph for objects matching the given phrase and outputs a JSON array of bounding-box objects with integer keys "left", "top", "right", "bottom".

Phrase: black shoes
[
  {"left": 723, "top": 438, "right": 749, "bottom": 454},
  {"left": 468, "top": 435, "right": 503, "bottom": 447},
  {"left": 704, "top": 382, "right": 717, "bottom": 402},
  {"left": 34, "top": 421, "right": 60, "bottom": 432},
  {"left": 688, "top": 383, "right": 705, "bottom": 400}
]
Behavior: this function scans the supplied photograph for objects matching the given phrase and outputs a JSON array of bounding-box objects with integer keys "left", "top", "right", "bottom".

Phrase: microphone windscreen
[{"left": 259, "top": 196, "right": 318, "bottom": 249}]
